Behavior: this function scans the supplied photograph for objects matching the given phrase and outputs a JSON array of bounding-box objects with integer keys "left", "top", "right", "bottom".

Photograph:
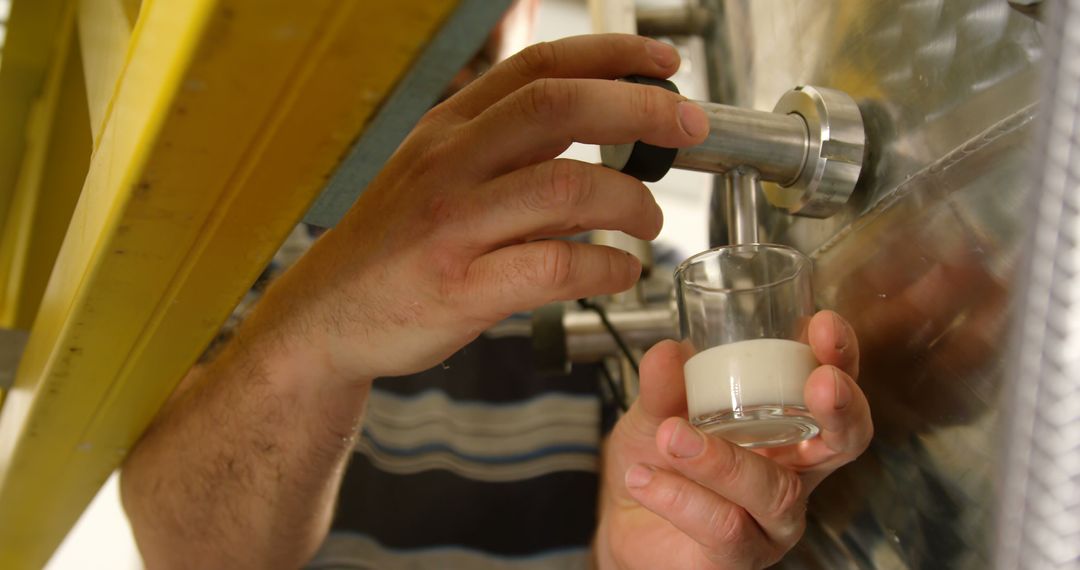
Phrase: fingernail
[
  {"left": 677, "top": 102, "right": 709, "bottom": 139},
  {"left": 832, "top": 312, "right": 849, "bottom": 352},
  {"left": 833, "top": 368, "right": 852, "bottom": 410},
  {"left": 625, "top": 464, "right": 655, "bottom": 489},
  {"left": 644, "top": 40, "right": 678, "bottom": 68},
  {"left": 668, "top": 419, "right": 705, "bottom": 458}
]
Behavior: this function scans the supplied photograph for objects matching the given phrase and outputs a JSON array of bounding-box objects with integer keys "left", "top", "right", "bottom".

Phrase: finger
[
  {"left": 456, "top": 159, "right": 662, "bottom": 250},
  {"left": 654, "top": 418, "right": 807, "bottom": 546},
  {"left": 442, "top": 34, "right": 681, "bottom": 119},
  {"left": 462, "top": 241, "right": 640, "bottom": 317},
  {"left": 803, "top": 366, "right": 873, "bottom": 464},
  {"left": 755, "top": 365, "right": 874, "bottom": 481},
  {"left": 623, "top": 464, "right": 775, "bottom": 567},
  {"left": 617, "top": 340, "right": 691, "bottom": 442},
  {"left": 460, "top": 78, "right": 709, "bottom": 176},
  {"left": 808, "top": 310, "right": 859, "bottom": 380}
]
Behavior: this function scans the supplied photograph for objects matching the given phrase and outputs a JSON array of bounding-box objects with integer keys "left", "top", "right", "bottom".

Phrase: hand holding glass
[{"left": 675, "top": 244, "right": 819, "bottom": 448}]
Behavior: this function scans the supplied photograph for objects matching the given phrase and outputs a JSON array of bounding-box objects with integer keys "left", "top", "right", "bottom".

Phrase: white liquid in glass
[{"left": 683, "top": 338, "right": 817, "bottom": 419}]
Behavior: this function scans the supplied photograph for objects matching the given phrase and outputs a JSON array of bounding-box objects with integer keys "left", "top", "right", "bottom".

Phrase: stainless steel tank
[{"left": 691, "top": 1, "right": 1047, "bottom": 567}]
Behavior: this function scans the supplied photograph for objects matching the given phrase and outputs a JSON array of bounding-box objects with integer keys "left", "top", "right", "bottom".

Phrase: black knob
[{"left": 600, "top": 76, "right": 680, "bottom": 182}]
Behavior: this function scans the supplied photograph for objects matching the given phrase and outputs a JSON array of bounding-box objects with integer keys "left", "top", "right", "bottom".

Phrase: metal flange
[{"left": 765, "top": 86, "right": 866, "bottom": 218}]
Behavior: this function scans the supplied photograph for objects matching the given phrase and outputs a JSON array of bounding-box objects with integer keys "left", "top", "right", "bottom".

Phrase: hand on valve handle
[
  {"left": 594, "top": 311, "right": 873, "bottom": 569},
  {"left": 254, "top": 33, "right": 708, "bottom": 382}
]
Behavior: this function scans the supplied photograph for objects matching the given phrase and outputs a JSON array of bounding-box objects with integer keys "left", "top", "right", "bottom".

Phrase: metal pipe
[
  {"left": 601, "top": 83, "right": 861, "bottom": 218},
  {"left": 635, "top": 6, "right": 713, "bottom": 37},
  {"left": 724, "top": 167, "right": 760, "bottom": 244},
  {"left": 673, "top": 102, "right": 808, "bottom": 185},
  {"left": 564, "top": 305, "right": 677, "bottom": 363}
]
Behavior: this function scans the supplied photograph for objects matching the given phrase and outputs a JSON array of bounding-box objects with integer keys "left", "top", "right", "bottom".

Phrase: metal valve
[
  {"left": 535, "top": 80, "right": 866, "bottom": 382},
  {"left": 601, "top": 78, "right": 866, "bottom": 221}
]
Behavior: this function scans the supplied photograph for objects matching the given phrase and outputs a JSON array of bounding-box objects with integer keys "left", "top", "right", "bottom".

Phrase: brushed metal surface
[
  {"left": 723, "top": 167, "right": 760, "bottom": 244},
  {"left": 996, "top": 0, "right": 1080, "bottom": 567},
  {"left": 699, "top": 1, "right": 1044, "bottom": 567},
  {"left": 672, "top": 102, "right": 809, "bottom": 183}
]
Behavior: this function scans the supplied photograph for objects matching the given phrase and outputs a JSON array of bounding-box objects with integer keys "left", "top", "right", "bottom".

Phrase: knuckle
[
  {"left": 707, "top": 505, "right": 749, "bottom": 549},
  {"left": 537, "top": 240, "right": 574, "bottom": 290},
  {"left": 713, "top": 443, "right": 746, "bottom": 486},
  {"left": 419, "top": 190, "right": 456, "bottom": 226},
  {"left": 398, "top": 133, "right": 453, "bottom": 179},
  {"left": 521, "top": 78, "right": 576, "bottom": 123},
  {"left": 429, "top": 246, "right": 466, "bottom": 283},
  {"left": 629, "top": 85, "right": 661, "bottom": 119},
  {"left": 767, "top": 470, "right": 805, "bottom": 520},
  {"left": 658, "top": 478, "right": 697, "bottom": 515},
  {"left": 416, "top": 103, "right": 454, "bottom": 129},
  {"left": 531, "top": 160, "right": 591, "bottom": 212},
  {"left": 513, "top": 41, "right": 560, "bottom": 77}
]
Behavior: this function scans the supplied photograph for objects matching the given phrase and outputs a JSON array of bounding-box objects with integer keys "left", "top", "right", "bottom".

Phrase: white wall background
[
  {"left": 536, "top": 0, "right": 713, "bottom": 258},
  {"left": 47, "top": 473, "right": 141, "bottom": 569},
  {"left": 45, "top": 1, "right": 712, "bottom": 567}
]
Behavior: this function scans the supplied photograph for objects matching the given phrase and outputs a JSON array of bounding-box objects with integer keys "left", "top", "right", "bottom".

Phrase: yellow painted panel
[{"left": 0, "top": 0, "right": 460, "bottom": 567}]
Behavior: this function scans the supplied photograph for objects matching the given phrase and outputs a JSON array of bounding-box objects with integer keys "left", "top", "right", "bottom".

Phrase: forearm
[{"left": 121, "top": 302, "right": 372, "bottom": 569}]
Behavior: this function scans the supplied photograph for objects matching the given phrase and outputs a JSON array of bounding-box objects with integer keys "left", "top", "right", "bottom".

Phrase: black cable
[
  {"left": 597, "top": 361, "right": 628, "bottom": 413},
  {"left": 576, "top": 298, "right": 640, "bottom": 375}
]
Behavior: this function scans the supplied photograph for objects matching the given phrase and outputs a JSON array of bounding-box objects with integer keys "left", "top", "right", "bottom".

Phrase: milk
[{"left": 684, "top": 338, "right": 817, "bottom": 420}]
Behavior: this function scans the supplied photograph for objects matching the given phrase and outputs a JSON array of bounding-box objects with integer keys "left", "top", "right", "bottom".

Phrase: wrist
[{"left": 234, "top": 255, "right": 376, "bottom": 388}]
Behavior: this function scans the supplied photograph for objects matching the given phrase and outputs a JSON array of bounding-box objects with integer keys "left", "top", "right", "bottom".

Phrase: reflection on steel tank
[{"left": 698, "top": 0, "right": 1040, "bottom": 567}]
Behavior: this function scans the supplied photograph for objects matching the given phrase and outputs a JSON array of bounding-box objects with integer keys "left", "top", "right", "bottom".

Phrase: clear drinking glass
[{"left": 674, "top": 244, "right": 820, "bottom": 448}]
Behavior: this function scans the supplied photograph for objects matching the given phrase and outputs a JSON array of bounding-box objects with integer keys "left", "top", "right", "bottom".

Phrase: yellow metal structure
[
  {"left": 0, "top": 0, "right": 460, "bottom": 567},
  {"left": 0, "top": 0, "right": 71, "bottom": 232},
  {"left": 76, "top": 0, "right": 135, "bottom": 143},
  {"left": 0, "top": 0, "right": 81, "bottom": 334},
  {"left": 0, "top": 4, "right": 90, "bottom": 332}
]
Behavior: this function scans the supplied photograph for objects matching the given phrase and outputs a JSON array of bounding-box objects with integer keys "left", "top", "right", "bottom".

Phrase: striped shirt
[{"left": 306, "top": 332, "right": 613, "bottom": 569}]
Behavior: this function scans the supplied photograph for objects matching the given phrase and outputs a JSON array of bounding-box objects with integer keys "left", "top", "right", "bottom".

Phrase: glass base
[{"left": 691, "top": 405, "right": 819, "bottom": 449}]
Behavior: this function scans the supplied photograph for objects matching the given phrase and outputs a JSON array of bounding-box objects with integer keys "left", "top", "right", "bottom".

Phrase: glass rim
[{"left": 674, "top": 243, "right": 812, "bottom": 293}]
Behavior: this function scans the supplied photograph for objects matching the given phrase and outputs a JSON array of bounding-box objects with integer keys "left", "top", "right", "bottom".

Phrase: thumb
[{"left": 624, "top": 340, "right": 690, "bottom": 437}]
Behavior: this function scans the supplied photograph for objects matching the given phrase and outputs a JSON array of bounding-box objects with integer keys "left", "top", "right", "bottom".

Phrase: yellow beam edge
[
  {"left": 77, "top": 0, "right": 135, "bottom": 144},
  {"left": 0, "top": 0, "right": 461, "bottom": 567}
]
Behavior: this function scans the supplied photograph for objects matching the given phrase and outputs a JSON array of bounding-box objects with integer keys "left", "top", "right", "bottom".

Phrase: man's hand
[
  {"left": 256, "top": 33, "right": 709, "bottom": 382},
  {"left": 122, "top": 34, "right": 710, "bottom": 569},
  {"left": 595, "top": 311, "right": 873, "bottom": 569}
]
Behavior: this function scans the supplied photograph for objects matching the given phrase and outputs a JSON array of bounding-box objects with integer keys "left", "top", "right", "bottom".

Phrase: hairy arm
[{"left": 120, "top": 265, "right": 374, "bottom": 568}]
